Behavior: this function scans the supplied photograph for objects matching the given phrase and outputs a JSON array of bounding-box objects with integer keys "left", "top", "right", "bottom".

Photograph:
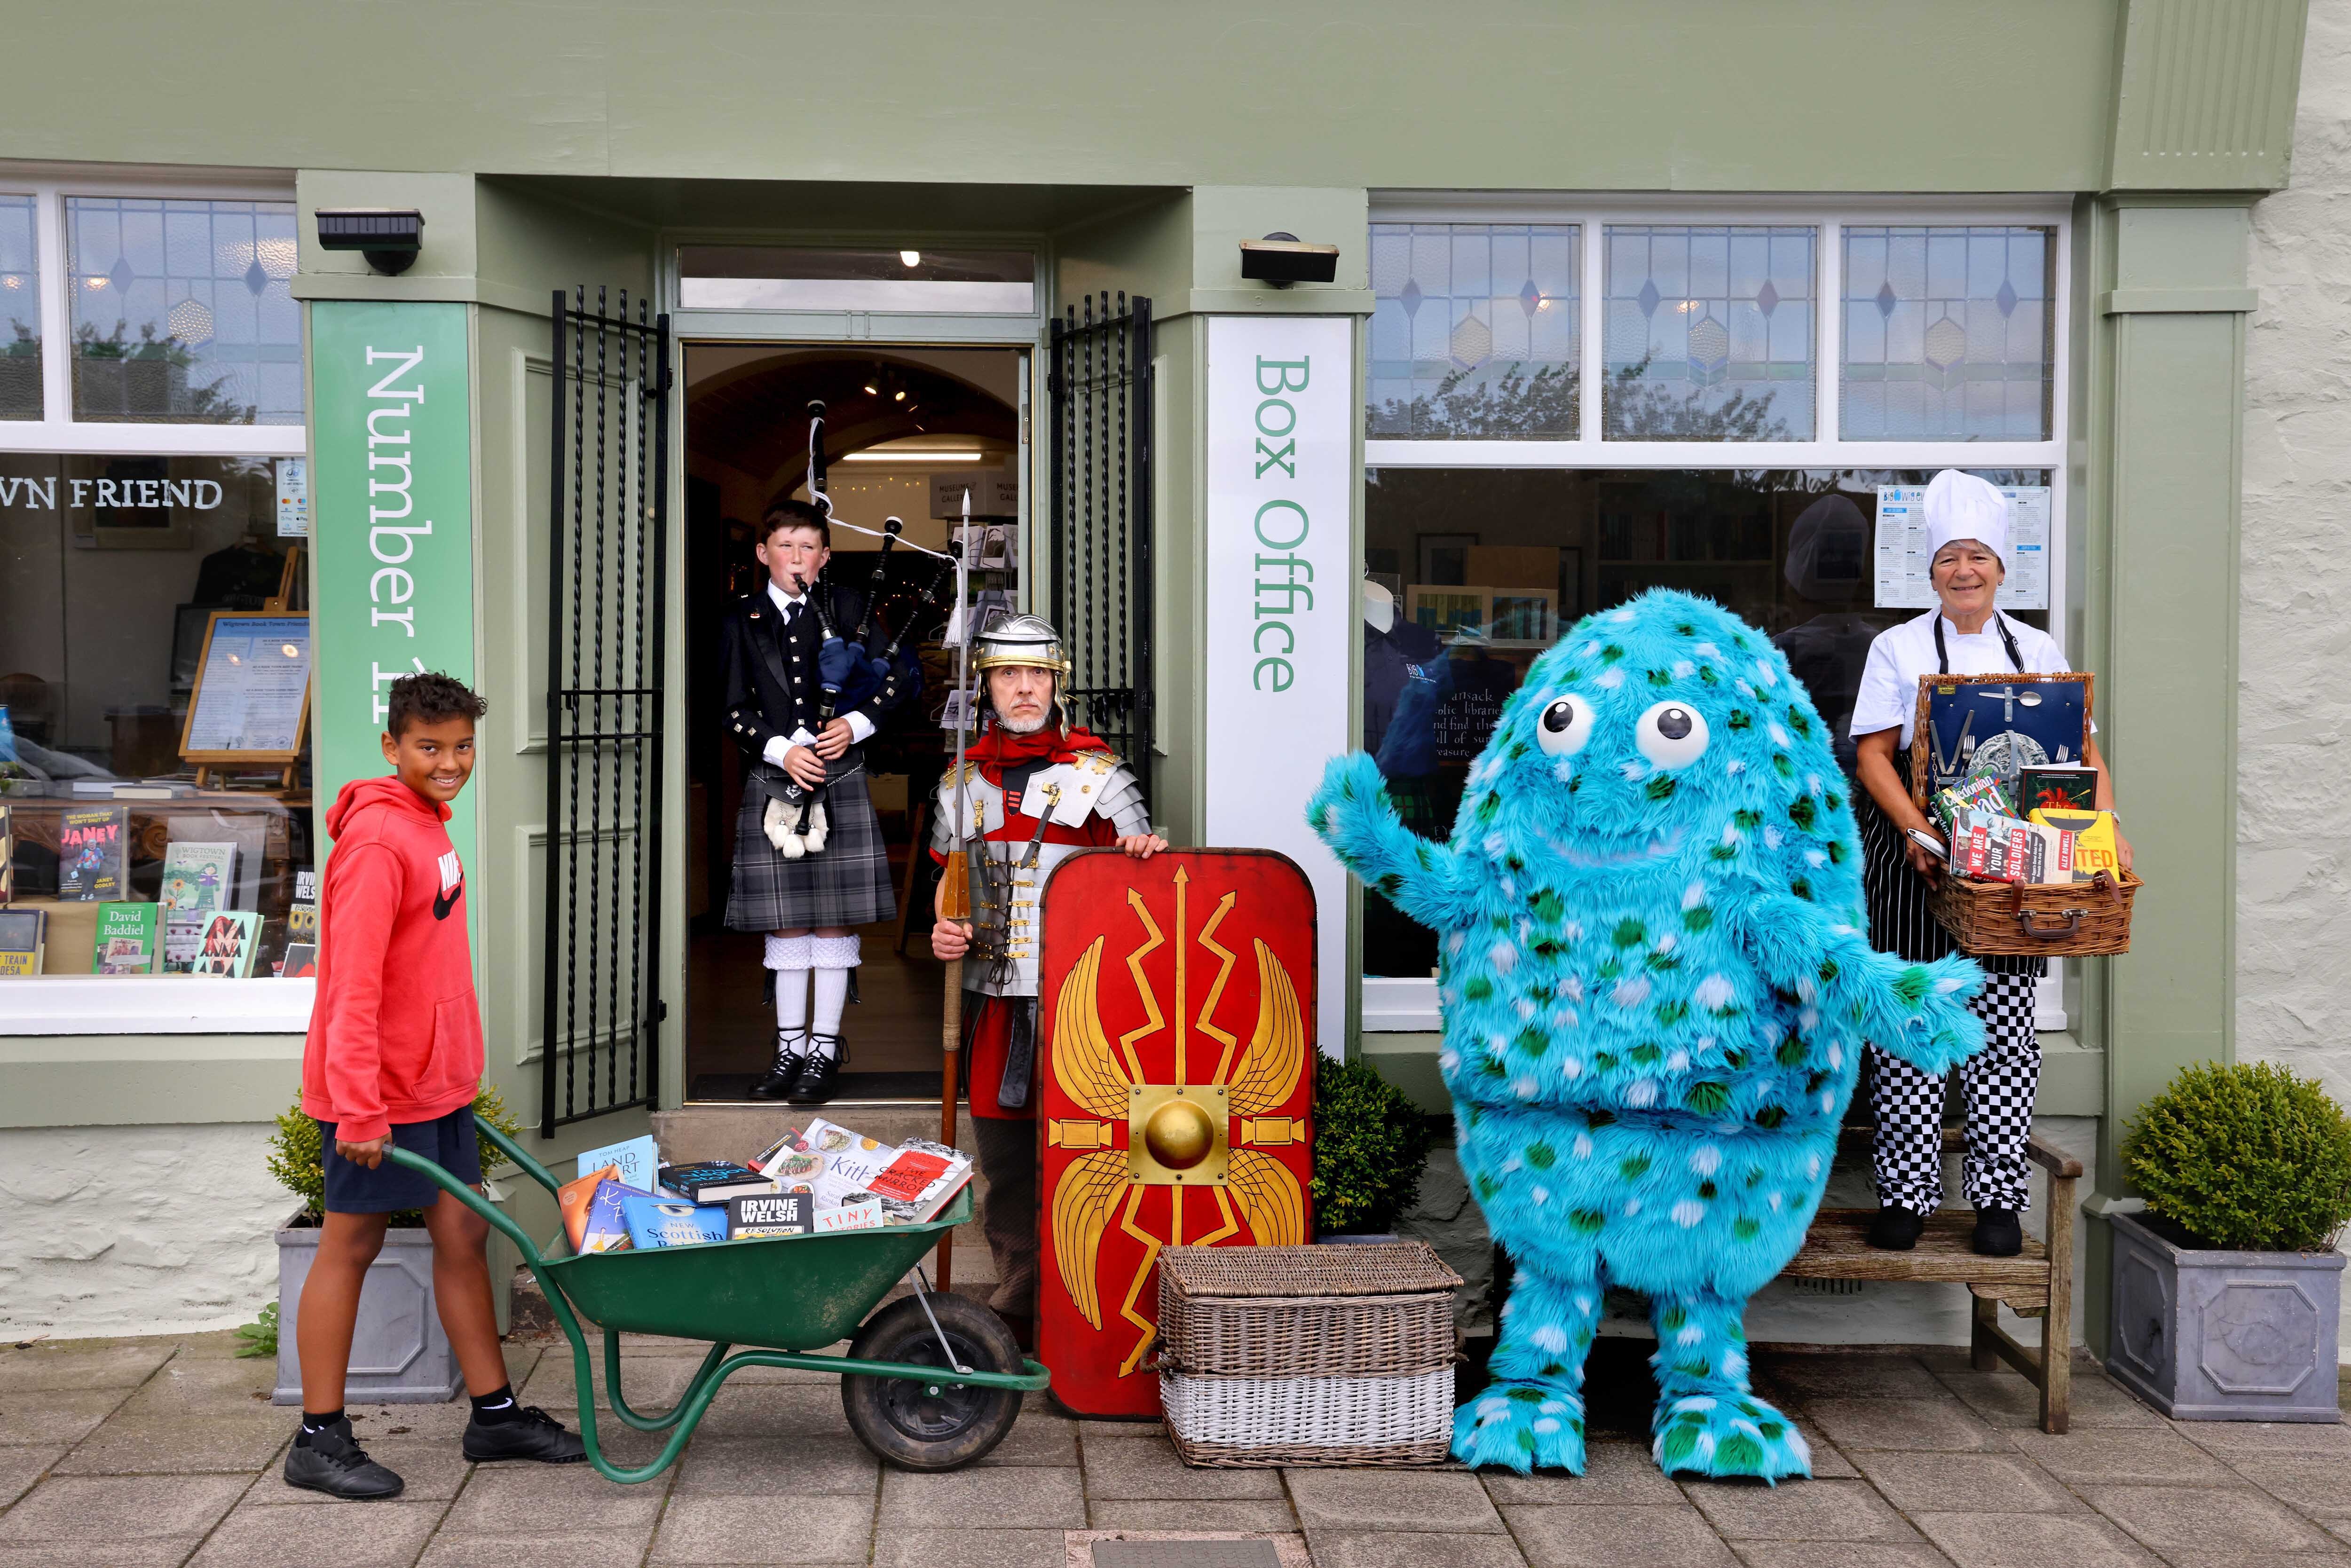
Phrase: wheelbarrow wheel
[{"left": 840, "top": 1292, "right": 1024, "bottom": 1471}]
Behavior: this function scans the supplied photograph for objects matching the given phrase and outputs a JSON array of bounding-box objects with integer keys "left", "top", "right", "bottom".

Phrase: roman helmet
[{"left": 970, "top": 612, "right": 1072, "bottom": 725}]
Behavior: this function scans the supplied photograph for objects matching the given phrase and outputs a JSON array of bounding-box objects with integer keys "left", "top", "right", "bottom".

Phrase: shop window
[
  {"left": 1359, "top": 466, "right": 2052, "bottom": 983},
  {"left": 678, "top": 246, "right": 1038, "bottom": 314},
  {"left": 1368, "top": 222, "right": 1580, "bottom": 438},
  {"left": 0, "top": 195, "right": 37, "bottom": 421},
  {"left": 1840, "top": 225, "right": 2054, "bottom": 441},
  {"left": 1602, "top": 225, "right": 1817, "bottom": 441},
  {"left": 63, "top": 197, "right": 302, "bottom": 426},
  {"left": 0, "top": 452, "right": 313, "bottom": 983}
]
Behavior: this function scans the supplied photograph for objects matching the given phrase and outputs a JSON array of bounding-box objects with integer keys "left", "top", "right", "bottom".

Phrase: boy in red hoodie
[{"left": 286, "top": 673, "right": 583, "bottom": 1499}]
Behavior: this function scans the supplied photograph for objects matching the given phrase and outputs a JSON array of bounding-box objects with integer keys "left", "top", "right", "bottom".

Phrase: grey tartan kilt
[{"left": 724, "top": 760, "right": 898, "bottom": 932}]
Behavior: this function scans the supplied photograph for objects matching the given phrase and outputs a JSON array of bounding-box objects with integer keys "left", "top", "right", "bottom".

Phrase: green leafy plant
[
  {"left": 1310, "top": 1057, "right": 1437, "bottom": 1236},
  {"left": 2122, "top": 1060, "right": 2351, "bottom": 1253},
  {"left": 268, "top": 1085, "right": 523, "bottom": 1227},
  {"left": 233, "top": 1300, "right": 277, "bottom": 1359}
]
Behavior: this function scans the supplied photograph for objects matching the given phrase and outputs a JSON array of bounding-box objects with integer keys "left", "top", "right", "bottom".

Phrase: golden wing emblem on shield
[
  {"left": 1051, "top": 1150, "right": 1130, "bottom": 1329},
  {"left": 1050, "top": 937, "right": 1130, "bottom": 1119},
  {"left": 1223, "top": 939, "right": 1306, "bottom": 1246},
  {"left": 1047, "top": 936, "right": 1133, "bottom": 1327}
]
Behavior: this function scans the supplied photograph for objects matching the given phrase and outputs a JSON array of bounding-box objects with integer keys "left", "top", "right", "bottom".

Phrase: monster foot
[
  {"left": 1652, "top": 1391, "right": 1811, "bottom": 1482},
  {"left": 1454, "top": 1382, "right": 1587, "bottom": 1474}
]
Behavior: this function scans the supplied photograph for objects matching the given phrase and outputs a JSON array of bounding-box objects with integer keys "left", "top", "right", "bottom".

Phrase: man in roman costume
[
  {"left": 928, "top": 613, "right": 1164, "bottom": 1344},
  {"left": 721, "top": 497, "right": 916, "bottom": 1105}
]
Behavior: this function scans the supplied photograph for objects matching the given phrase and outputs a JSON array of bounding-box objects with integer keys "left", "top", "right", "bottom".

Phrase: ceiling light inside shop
[
  {"left": 863, "top": 384, "right": 878, "bottom": 395},
  {"left": 841, "top": 449, "right": 983, "bottom": 462},
  {"left": 900, "top": 250, "right": 922, "bottom": 268}
]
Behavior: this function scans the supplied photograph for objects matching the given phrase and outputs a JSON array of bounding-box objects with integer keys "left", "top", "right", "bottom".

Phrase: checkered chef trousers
[{"left": 1864, "top": 972, "right": 2042, "bottom": 1216}]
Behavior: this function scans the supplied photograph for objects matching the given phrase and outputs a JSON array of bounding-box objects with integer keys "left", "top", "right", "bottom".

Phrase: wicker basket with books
[
  {"left": 1922, "top": 767, "right": 2138, "bottom": 957},
  {"left": 1929, "top": 865, "right": 2140, "bottom": 956},
  {"left": 1157, "top": 1241, "right": 1462, "bottom": 1468}
]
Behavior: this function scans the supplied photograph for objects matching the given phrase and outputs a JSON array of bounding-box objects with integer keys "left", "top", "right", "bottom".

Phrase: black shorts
[{"left": 318, "top": 1105, "right": 483, "bottom": 1214}]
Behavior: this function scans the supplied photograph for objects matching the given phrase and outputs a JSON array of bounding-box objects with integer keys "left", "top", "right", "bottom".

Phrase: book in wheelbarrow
[{"left": 1035, "top": 848, "right": 1317, "bottom": 1418}]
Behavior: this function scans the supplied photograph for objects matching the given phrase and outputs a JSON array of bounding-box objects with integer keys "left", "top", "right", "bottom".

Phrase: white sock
[
  {"left": 766, "top": 934, "right": 813, "bottom": 1043},
  {"left": 809, "top": 934, "right": 860, "bottom": 1056}
]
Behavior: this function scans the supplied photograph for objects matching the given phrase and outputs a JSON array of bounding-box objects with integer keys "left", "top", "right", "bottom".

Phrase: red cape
[{"left": 962, "top": 720, "right": 1112, "bottom": 786}]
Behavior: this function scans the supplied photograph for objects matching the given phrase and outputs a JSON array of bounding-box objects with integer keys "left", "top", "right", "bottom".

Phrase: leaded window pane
[
  {"left": 1840, "top": 225, "right": 2053, "bottom": 441},
  {"left": 1369, "top": 221, "right": 1579, "bottom": 438},
  {"left": 0, "top": 196, "right": 39, "bottom": 421},
  {"left": 1602, "top": 225, "right": 1815, "bottom": 441},
  {"left": 67, "top": 197, "right": 302, "bottom": 425}
]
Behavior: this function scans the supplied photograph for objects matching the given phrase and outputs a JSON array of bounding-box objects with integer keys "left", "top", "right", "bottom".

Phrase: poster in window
[{"left": 179, "top": 613, "right": 312, "bottom": 760}]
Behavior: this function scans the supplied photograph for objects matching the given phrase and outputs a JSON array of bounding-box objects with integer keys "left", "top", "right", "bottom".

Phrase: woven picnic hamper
[
  {"left": 1930, "top": 867, "right": 2140, "bottom": 956},
  {"left": 1157, "top": 1241, "right": 1462, "bottom": 1467}
]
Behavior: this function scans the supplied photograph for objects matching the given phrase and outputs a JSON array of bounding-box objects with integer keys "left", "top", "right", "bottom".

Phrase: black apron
[{"left": 1855, "top": 615, "right": 2044, "bottom": 977}]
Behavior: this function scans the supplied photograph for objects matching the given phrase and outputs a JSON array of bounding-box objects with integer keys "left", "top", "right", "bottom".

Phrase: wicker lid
[{"left": 1160, "top": 1242, "right": 1463, "bottom": 1300}]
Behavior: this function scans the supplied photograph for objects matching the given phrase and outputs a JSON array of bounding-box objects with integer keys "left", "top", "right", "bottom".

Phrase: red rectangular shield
[{"left": 1034, "top": 848, "right": 1317, "bottom": 1417}]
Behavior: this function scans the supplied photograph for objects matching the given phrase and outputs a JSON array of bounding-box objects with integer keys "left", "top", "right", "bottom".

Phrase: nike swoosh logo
[{"left": 434, "top": 881, "right": 462, "bottom": 921}]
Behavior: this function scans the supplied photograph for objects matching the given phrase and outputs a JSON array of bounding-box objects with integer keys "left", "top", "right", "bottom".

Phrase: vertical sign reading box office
[
  {"left": 1202, "top": 315, "right": 1353, "bottom": 1059},
  {"left": 309, "top": 301, "right": 478, "bottom": 895}
]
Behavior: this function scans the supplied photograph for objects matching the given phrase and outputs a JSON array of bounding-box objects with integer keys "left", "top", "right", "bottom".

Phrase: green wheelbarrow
[{"left": 385, "top": 1115, "right": 1049, "bottom": 1481}]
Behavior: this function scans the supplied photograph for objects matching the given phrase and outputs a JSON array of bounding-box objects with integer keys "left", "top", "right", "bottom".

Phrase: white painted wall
[
  {"left": 2244, "top": 0, "right": 2351, "bottom": 1354},
  {"left": 0, "top": 1122, "right": 288, "bottom": 1336}
]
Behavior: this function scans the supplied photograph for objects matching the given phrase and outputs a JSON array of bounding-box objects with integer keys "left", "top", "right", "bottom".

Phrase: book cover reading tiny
[
  {"left": 91, "top": 902, "right": 160, "bottom": 975},
  {"left": 58, "top": 806, "right": 128, "bottom": 901}
]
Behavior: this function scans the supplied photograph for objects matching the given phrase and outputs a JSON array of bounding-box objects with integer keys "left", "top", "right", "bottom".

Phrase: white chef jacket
[{"left": 1848, "top": 610, "right": 2082, "bottom": 752}]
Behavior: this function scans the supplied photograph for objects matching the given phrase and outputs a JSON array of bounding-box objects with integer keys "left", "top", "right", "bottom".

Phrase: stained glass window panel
[
  {"left": 1369, "top": 222, "right": 1578, "bottom": 437},
  {"left": 1841, "top": 226, "right": 2053, "bottom": 441},
  {"left": 1602, "top": 225, "right": 1815, "bottom": 441},
  {"left": 67, "top": 197, "right": 302, "bottom": 425},
  {"left": 0, "top": 196, "right": 39, "bottom": 420}
]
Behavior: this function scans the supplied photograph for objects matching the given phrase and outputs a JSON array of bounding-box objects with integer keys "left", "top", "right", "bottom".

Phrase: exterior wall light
[
  {"left": 315, "top": 209, "right": 426, "bottom": 276},
  {"left": 1239, "top": 231, "right": 1339, "bottom": 287}
]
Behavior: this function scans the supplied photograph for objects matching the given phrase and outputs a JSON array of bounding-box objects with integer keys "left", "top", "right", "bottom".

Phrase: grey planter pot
[
  {"left": 2106, "top": 1210, "right": 2345, "bottom": 1423},
  {"left": 271, "top": 1210, "right": 465, "bottom": 1405}
]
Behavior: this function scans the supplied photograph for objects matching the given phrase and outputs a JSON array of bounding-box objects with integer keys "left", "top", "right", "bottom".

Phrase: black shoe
[
  {"left": 788, "top": 1038, "right": 844, "bottom": 1104},
  {"left": 1867, "top": 1204, "right": 1926, "bottom": 1251},
  {"left": 462, "top": 1404, "right": 586, "bottom": 1464},
  {"left": 747, "top": 1031, "right": 808, "bottom": 1101},
  {"left": 1972, "top": 1206, "right": 2024, "bottom": 1257},
  {"left": 284, "top": 1418, "right": 405, "bottom": 1500}
]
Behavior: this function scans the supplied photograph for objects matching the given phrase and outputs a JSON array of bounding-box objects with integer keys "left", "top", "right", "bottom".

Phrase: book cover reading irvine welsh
[
  {"left": 58, "top": 806, "right": 128, "bottom": 900},
  {"left": 91, "top": 902, "right": 160, "bottom": 975}
]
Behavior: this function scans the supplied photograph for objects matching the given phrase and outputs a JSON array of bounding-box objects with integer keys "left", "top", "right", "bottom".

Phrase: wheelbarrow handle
[{"left": 471, "top": 1111, "right": 568, "bottom": 1199}]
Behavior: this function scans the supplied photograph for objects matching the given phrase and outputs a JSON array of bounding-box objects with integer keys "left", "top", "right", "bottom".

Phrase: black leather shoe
[
  {"left": 284, "top": 1418, "right": 405, "bottom": 1499},
  {"left": 1867, "top": 1204, "right": 1926, "bottom": 1251},
  {"left": 462, "top": 1404, "right": 586, "bottom": 1464},
  {"left": 1972, "top": 1206, "right": 2025, "bottom": 1257},
  {"left": 788, "top": 1037, "right": 844, "bottom": 1104},
  {"left": 746, "top": 1032, "right": 808, "bottom": 1101}
]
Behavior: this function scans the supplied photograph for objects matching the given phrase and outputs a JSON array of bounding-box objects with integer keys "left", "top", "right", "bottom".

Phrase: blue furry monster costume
[{"left": 1308, "top": 591, "right": 1986, "bottom": 1481}]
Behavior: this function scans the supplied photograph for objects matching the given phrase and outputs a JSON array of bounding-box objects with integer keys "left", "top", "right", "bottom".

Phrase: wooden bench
[{"left": 1783, "top": 1125, "right": 2084, "bottom": 1433}]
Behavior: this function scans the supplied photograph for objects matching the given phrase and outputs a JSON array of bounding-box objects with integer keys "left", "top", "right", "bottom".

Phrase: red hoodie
[{"left": 300, "top": 776, "right": 482, "bottom": 1143}]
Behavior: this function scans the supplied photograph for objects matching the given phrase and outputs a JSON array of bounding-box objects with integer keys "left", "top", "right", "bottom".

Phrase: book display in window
[
  {"left": 1, "top": 803, "right": 13, "bottom": 903},
  {"left": 191, "top": 909, "right": 261, "bottom": 977},
  {"left": 178, "top": 613, "right": 312, "bottom": 791},
  {"left": 92, "top": 901, "right": 160, "bottom": 975},
  {"left": 57, "top": 806, "right": 128, "bottom": 900},
  {"left": 0, "top": 907, "right": 44, "bottom": 975}
]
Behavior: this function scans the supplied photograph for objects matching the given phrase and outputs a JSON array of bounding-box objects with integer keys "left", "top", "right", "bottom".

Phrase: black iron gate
[
  {"left": 1048, "top": 293, "right": 1155, "bottom": 805},
  {"left": 542, "top": 287, "right": 672, "bottom": 1136}
]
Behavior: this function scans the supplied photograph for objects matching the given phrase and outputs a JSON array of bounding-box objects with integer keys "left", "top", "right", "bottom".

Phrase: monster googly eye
[
  {"left": 1636, "top": 701, "right": 1710, "bottom": 769},
  {"left": 1536, "top": 694, "right": 1597, "bottom": 756}
]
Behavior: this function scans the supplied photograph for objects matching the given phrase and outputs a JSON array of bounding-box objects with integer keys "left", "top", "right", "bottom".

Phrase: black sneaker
[
  {"left": 788, "top": 1039, "right": 844, "bottom": 1105},
  {"left": 284, "top": 1418, "right": 405, "bottom": 1500},
  {"left": 1972, "top": 1206, "right": 2024, "bottom": 1257},
  {"left": 462, "top": 1404, "right": 586, "bottom": 1464},
  {"left": 1867, "top": 1204, "right": 1926, "bottom": 1251},
  {"left": 747, "top": 1031, "right": 809, "bottom": 1101}
]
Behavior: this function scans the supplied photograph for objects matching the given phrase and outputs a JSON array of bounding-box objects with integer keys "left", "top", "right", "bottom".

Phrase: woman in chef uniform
[{"left": 1848, "top": 469, "right": 2129, "bottom": 1257}]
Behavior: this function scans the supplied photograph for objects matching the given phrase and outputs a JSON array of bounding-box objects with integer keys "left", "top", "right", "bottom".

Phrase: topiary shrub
[
  {"left": 2122, "top": 1060, "right": 2351, "bottom": 1253},
  {"left": 268, "top": 1085, "right": 523, "bottom": 1227},
  {"left": 1310, "top": 1057, "right": 1436, "bottom": 1236}
]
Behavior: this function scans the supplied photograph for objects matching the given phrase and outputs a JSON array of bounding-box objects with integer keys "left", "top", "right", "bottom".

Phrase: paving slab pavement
[{"left": 0, "top": 1331, "right": 2344, "bottom": 1567}]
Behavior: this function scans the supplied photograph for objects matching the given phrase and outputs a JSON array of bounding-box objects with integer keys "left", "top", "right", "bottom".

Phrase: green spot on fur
[
  {"left": 1620, "top": 1155, "right": 1651, "bottom": 1179},
  {"left": 1892, "top": 965, "right": 1929, "bottom": 1005},
  {"left": 1414, "top": 843, "right": 1433, "bottom": 868},
  {"left": 1827, "top": 839, "right": 1847, "bottom": 864},
  {"left": 1787, "top": 797, "right": 1817, "bottom": 831},
  {"left": 1531, "top": 890, "right": 1565, "bottom": 924},
  {"left": 1777, "top": 1037, "right": 1807, "bottom": 1068},
  {"left": 1676, "top": 622, "right": 1696, "bottom": 637},
  {"left": 1658, "top": 1303, "right": 1687, "bottom": 1330},
  {"left": 1758, "top": 1420, "right": 1785, "bottom": 1440},
  {"left": 1710, "top": 843, "right": 1740, "bottom": 861},
  {"left": 1697, "top": 664, "right": 1720, "bottom": 686},
  {"left": 1826, "top": 791, "right": 1844, "bottom": 812},
  {"left": 1718, "top": 1433, "right": 1766, "bottom": 1471},
  {"left": 1790, "top": 878, "right": 1813, "bottom": 901},
  {"left": 1475, "top": 1174, "right": 1501, "bottom": 1200},
  {"left": 1648, "top": 668, "right": 1673, "bottom": 687},
  {"left": 1630, "top": 1042, "right": 1662, "bottom": 1067},
  {"left": 1508, "top": 1385, "right": 1546, "bottom": 1403},
  {"left": 1773, "top": 753, "right": 1794, "bottom": 778},
  {"left": 1476, "top": 794, "right": 1501, "bottom": 823},
  {"left": 1818, "top": 958, "right": 1840, "bottom": 982},
  {"left": 1647, "top": 950, "right": 1683, "bottom": 973},
  {"left": 1687, "top": 1081, "right": 1731, "bottom": 1114},
  {"left": 1377, "top": 874, "right": 1402, "bottom": 898},
  {"left": 1723, "top": 1048, "right": 1749, "bottom": 1070},
  {"left": 1465, "top": 976, "right": 1493, "bottom": 1002},
  {"left": 1532, "top": 940, "right": 1564, "bottom": 960},
  {"left": 1656, "top": 1000, "right": 1689, "bottom": 1025},
  {"left": 1508, "top": 741, "right": 1530, "bottom": 761},
  {"left": 1594, "top": 1052, "right": 1619, "bottom": 1073},
  {"left": 1571, "top": 1208, "right": 1605, "bottom": 1234},
  {"left": 1676, "top": 1358, "right": 1712, "bottom": 1381},
  {"left": 1698, "top": 1181, "right": 1717, "bottom": 1199},
  {"left": 1683, "top": 906, "right": 1713, "bottom": 933},
  {"left": 1612, "top": 919, "right": 1647, "bottom": 948},
  {"left": 1517, "top": 1429, "right": 1538, "bottom": 1455},
  {"left": 1645, "top": 775, "right": 1677, "bottom": 802},
  {"left": 1735, "top": 809, "right": 1763, "bottom": 829},
  {"left": 1598, "top": 956, "right": 1622, "bottom": 980},
  {"left": 1516, "top": 1028, "right": 1549, "bottom": 1056},
  {"left": 1727, "top": 709, "right": 1753, "bottom": 731},
  {"left": 1526, "top": 1143, "right": 1556, "bottom": 1169},
  {"left": 1786, "top": 705, "right": 1812, "bottom": 738},
  {"left": 1585, "top": 1108, "right": 1617, "bottom": 1127},
  {"left": 1660, "top": 1428, "right": 1698, "bottom": 1470},
  {"left": 1733, "top": 1217, "right": 1761, "bottom": 1241},
  {"left": 1602, "top": 643, "right": 1625, "bottom": 662},
  {"left": 1807, "top": 1072, "right": 1830, "bottom": 1094}
]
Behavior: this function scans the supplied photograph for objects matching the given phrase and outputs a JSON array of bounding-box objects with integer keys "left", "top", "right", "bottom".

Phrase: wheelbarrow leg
[{"left": 603, "top": 1330, "right": 733, "bottom": 1432}]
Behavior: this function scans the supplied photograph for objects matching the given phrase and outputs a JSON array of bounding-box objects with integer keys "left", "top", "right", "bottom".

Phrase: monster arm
[
  {"left": 1306, "top": 751, "right": 1485, "bottom": 930},
  {"left": 1729, "top": 890, "right": 1986, "bottom": 1077}
]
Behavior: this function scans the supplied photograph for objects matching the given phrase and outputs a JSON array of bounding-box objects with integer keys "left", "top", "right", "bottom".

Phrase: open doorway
[{"left": 681, "top": 344, "right": 1026, "bottom": 1102}]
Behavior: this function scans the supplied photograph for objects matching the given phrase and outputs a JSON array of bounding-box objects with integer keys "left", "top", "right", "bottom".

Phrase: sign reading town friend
[
  {"left": 309, "top": 302, "right": 478, "bottom": 880},
  {"left": 1202, "top": 315, "right": 1351, "bottom": 1058}
]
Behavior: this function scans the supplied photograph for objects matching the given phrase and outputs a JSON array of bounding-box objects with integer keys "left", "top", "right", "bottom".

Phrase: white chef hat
[{"left": 1923, "top": 469, "right": 2011, "bottom": 571}]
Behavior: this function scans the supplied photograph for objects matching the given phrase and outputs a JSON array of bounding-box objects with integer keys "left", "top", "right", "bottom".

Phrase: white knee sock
[
  {"left": 765, "top": 934, "right": 813, "bottom": 1044},
  {"left": 809, "top": 935, "right": 861, "bottom": 1057}
]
